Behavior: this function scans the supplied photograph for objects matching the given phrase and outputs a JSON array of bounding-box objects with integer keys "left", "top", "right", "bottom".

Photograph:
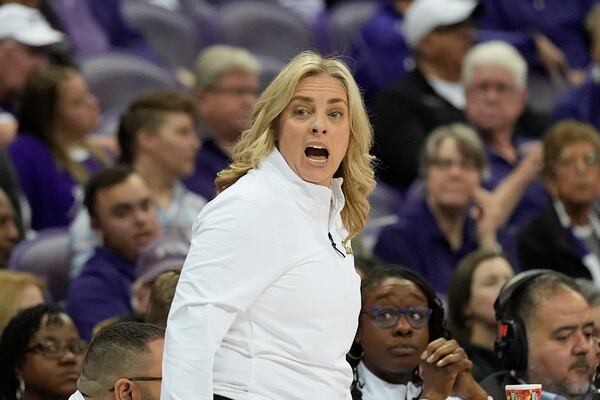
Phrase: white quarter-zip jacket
[{"left": 162, "top": 149, "right": 361, "bottom": 400}]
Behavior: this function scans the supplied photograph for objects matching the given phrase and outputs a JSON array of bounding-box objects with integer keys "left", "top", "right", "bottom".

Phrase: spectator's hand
[
  {"left": 471, "top": 188, "right": 500, "bottom": 250},
  {"left": 452, "top": 370, "right": 489, "bottom": 400},
  {"left": 420, "top": 338, "right": 470, "bottom": 400},
  {"left": 516, "top": 141, "right": 543, "bottom": 182},
  {"left": 534, "top": 33, "right": 568, "bottom": 83}
]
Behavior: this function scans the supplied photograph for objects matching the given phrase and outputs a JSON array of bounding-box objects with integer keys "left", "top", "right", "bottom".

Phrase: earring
[
  {"left": 347, "top": 348, "right": 365, "bottom": 361},
  {"left": 15, "top": 377, "right": 25, "bottom": 400}
]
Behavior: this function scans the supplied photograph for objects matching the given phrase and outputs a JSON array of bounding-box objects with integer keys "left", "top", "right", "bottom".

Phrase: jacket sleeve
[{"left": 161, "top": 196, "right": 286, "bottom": 400}]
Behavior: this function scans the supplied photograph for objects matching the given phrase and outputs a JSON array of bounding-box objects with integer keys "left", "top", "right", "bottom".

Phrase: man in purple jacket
[
  {"left": 184, "top": 45, "right": 261, "bottom": 200},
  {"left": 66, "top": 165, "right": 160, "bottom": 340}
]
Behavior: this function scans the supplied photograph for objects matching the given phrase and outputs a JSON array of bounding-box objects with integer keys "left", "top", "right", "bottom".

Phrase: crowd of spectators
[{"left": 2, "top": 0, "right": 600, "bottom": 398}]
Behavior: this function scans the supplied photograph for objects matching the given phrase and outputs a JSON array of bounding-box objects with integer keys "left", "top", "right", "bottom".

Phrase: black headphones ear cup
[{"left": 493, "top": 269, "right": 549, "bottom": 372}]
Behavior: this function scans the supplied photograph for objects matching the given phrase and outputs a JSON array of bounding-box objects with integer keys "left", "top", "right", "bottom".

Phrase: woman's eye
[
  {"left": 330, "top": 111, "right": 343, "bottom": 119},
  {"left": 295, "top": 108, "right": 309, "bottom": 117},
  {"left": 410, "top": 312, "right": 422, "bottom": 320}
]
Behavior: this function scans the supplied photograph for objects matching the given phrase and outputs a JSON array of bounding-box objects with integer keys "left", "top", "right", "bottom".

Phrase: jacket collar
[{"left": 257, "top": 148, "right": 345, "bottom": 230}]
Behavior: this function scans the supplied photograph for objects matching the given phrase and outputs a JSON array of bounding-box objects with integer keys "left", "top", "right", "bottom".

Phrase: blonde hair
[
  {"left": 194, "top": 45, "right": 261, "bottom": 89},
  {"left": 215, "top": 51, "right": 376, "bottom": 242},
  {"left": 0, "top": 270, "right": 44, "bottom": 333}
]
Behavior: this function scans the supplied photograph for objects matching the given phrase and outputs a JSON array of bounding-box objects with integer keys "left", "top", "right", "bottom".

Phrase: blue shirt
[
  {"left": 373, "top": 196, "right": 480, "bottom": 295},
  {"left": 66, "top": 246, "right": 135, "bottom": 341},
  {"left": 553, "top": 76, "right": 600, "bottom": 131},
  {"left": 349, "top": 1, "right": 412, "bottom": 107},
  {"left": 184, "top": 138, "right": 230, "bottom": 201},
  {"left": 477, "top": 0, "right": 598, "bottom": 70}
]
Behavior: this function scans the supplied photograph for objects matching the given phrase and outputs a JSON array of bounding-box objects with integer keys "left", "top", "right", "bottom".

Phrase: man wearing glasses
[{"left": 70, "top": 322, "right": 164, "bottom": 400}]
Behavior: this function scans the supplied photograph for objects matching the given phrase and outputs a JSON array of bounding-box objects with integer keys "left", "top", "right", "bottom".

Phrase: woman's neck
[
  {"left": 362, "top": 358, "right": 413, "bottom": 385},
  {"left": 469, "top": 321, "right": 497, "bottom": 350},
  {"left": 54, "top": 129, "right": 86, "bottom": 150},
  {"left": 563, "top": 201, "right": 591, "bottom": 226},
  {"left": 428, "top": 199, "right": 466, "bottom": 250}
]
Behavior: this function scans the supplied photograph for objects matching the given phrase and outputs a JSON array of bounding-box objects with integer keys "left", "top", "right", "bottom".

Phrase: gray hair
[
  {"left": 420, "top": 123, "right": 489, "bottom": 179},
  {"left": 194, "top": 45, "right": 261, "bottom": 89},
  {"left": 462, "top": 41, "right": 528, "bottom": 89}
]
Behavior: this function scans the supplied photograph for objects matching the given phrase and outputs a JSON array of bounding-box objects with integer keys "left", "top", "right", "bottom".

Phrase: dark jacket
[
  {"left": 480, "top": 371, "right": 519, "bottom": 400},
  {"left": 518, "top": 203, "right": 593, "bottom": 280}
]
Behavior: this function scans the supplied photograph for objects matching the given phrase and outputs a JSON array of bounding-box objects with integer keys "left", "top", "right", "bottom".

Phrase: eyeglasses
[
  {"left": 556, "top": 153, "right": 599, "bottom": 170},
  {"left": 361, "top": 306, "right": 432, "bottom": 329},
  {"left": 428, "top": 157, "right": 479, "bottom": 172},
  {"left": 209, "top": 87, "right": 260, "bottom": 97},
  {"left": 469, "top": 82, "right": 519, "bottom": 97},
  {"left": 109, "top": 377, "right": 162, "bottom": 392},
  {"left": 27, "top": 338, "right": 88, "bottom": 359}
]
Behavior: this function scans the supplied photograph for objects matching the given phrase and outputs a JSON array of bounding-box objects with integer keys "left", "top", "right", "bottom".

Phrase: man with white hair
[
  {"left": 184, "top": 45, "right": 261, "bottom": 200},
  {"left": 463, "top": 41, "right": 548, "bottom": 230}
]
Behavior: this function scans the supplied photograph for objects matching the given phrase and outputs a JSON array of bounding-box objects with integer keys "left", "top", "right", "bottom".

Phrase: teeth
[{"left": 308, "top": 158, "right": 327, "bottom": 163}]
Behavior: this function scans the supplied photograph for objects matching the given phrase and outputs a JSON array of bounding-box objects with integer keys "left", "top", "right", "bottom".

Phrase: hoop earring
[
  {"left": 347, "top": 349, "right": 364, "bottom": 361},
  {"left": 16, "top": 377, "right": 25, "bottom": 400}
]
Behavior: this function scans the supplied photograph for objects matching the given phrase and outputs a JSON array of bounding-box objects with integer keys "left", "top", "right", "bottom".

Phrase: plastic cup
[{"left": 505, "top": 384, "right": 542, "bottom": 400}]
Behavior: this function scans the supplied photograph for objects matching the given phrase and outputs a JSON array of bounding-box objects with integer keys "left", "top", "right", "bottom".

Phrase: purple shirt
[
  {"left": 8, "top": 135, "right": 108, "bottom": 230},
  {"left": 349, "top": 1, "right": 412, "bottom": 106},
  {"left": 373, "top": 197, "right": 480, "bottom": 295},
  {"left": 482, "top": 138, "right": 548, "bottom": 231},
  {"left": 184, "top": 138, "right": 230, "bottom": 201},
  {"left": 553, "top": 77, "right": 600, "bottom": 131},
  {"left": 66, "top": 246, "right": 135, "bottom": 341},
  {"left": 477, "top": 0, "right": 598, "bottom": 70}
]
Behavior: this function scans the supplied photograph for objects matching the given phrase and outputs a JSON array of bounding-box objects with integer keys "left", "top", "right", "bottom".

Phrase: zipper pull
[{"left": 328, "top": 232, "right": 346, "bottom": 258}]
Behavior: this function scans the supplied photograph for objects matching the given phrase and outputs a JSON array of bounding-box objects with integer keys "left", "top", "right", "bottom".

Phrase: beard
[{"left": 526, "top": 355, "right": 593, "bottom": 400}]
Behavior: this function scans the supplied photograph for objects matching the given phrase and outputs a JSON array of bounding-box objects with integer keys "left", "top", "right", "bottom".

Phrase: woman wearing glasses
[
  {"left": 351, "top": 263, "right": 488, "bottom": 400},
  {"left": 0, "top": 303, "right": 86, "bottom": 400},
  {"left": 518, "top": 120, "right": 600, "bottom": 283}
]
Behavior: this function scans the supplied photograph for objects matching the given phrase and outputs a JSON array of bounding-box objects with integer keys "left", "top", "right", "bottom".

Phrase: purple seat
[
  {"left": 8, "top": 228, "right": 71, "bottom": 302},
  {"left": 122, "top": 1, "right": 201, "bottom": 69},
  {"left": 214, "top": 0, "right": 314, "bottom": 64},
  {"left": 80, "top": 52, "right": 179, "bottom": 135}
]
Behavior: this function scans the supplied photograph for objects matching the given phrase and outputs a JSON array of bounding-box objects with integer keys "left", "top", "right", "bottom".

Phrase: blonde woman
[
  {"left": 162, "top": 51, "right": 375, "bottom": 400},
  {"left": 0, "top": 270, "right": 45, "bottom": 333}
]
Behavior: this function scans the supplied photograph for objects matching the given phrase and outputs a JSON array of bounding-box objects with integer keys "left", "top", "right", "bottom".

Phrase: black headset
[{"left": 493, "top": 269, "right": 552, "bottom": 372}]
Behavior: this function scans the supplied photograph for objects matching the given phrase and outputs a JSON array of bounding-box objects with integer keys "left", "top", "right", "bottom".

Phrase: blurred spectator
[
  {"left": 0, "top": 270, "right": 44, "bottom": 333},
  {"left": 349, "top": 0, "right": 413, "bottom": 107},
  {"left": 447, "top": 249, "right": 514, "bottom": 381},
  {"left": 145, "top": 269, "right": 180, "bottom": 328},
  {"left": 0, "top": 188, "right": 20, "bottom": 265},
  {"left": 372, "top": 0, "right": 477, "bottom": 191},
  {"left": 0, "top": 303, "right": 86, "bottom": 400},
  {"left": 477, "top": 0, "right": 597, "bottom": 88},
  {"left": 70, "top": 91, "right": 204, "bottom": 273},
  {"left": 373, "top": 123, "right": 502, "bottom": 296},
  {"left": 8, "top": 66, "right": 112, "bottom": 231},
  {"left": 66, "top": 166, "right": 160, "bottom": 340},
  {"left": 351, "top": 263, "right": 488, "bottom": 399},
  {"left": 0, "top": 3, "right": 63, "bottom": 144},
  {"left": 71, "top": 322, "right": 164, "bottom": 400},
  {"left": 553, "top": 4, "right": 600, "bottom": 132},
  {"left": 463, "top": 41, "right": 547, "bottom": 230},
  {"left": 518, "top": 121, "right": 600, "bottom": 283},
  {"left": 184, "top": 45, "right": 261, "bottom": 200},
  {"left": 132, "top": 236, "right": 187, "bottom": 316},
  {"left": 0, "top": 152, "right": 26, "bottom": 235}
]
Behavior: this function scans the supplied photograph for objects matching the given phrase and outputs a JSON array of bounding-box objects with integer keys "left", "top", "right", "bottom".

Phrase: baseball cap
[
  {"left": 403, "top": 0, "right": 478, "bottom": 48},
  {"left": 135, "top": 236, "right": 189, "bottom": 284},
  {"left": 0, "top": 4, "right": 63, "bottom": 46}
]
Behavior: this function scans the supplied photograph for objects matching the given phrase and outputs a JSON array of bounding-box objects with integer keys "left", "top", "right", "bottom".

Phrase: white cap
[
  {"left": 0, "top": 4, "right": 63, "bottom": 46},
  {"left": 403, "top": 0, "right": 478, "bottom": 48}
]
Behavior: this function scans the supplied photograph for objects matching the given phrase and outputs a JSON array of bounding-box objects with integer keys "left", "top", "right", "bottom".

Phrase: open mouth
[{"left": 305, "top": 145, "right": 329, "bottom": 163}]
